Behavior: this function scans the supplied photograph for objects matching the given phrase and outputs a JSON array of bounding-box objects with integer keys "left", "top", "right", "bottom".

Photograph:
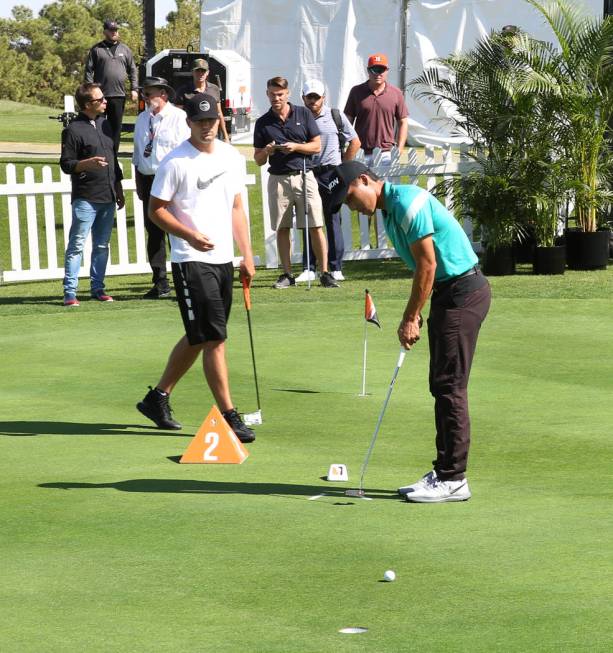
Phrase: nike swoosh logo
[{"left": 197, "top": 171, "right": 226, "bottom": 190}]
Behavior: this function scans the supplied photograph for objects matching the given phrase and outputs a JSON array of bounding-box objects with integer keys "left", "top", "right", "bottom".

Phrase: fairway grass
[{"left": 1, "top": 263, "right": 612, "bottom": 652}]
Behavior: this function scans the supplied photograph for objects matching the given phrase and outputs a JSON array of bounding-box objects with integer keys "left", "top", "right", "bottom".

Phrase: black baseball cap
[
  {"left": 184, "top": 93, "right": 219, "bottom": 121},
  {"left": 323, "top": 161, "right": 370, "bottom": 213},
  {"left": 103, "top": 19, "right": 119, "bottom": 31}
]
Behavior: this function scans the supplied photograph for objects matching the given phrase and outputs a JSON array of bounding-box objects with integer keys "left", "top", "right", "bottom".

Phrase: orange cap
[{"left": 367, "top": 53, "right": 389, "bottom": 68}]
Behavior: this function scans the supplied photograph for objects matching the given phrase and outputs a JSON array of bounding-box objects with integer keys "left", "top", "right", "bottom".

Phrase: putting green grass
[{"left": 1, "top": 262, "right": 612, "bottom": 652}]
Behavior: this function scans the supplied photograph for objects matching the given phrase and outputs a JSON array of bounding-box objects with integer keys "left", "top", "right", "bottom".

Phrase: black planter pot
[
  {"left": 482, "top": 245, "right": 516, "bottom": 276},
  {"left": 513, "top": 226, "right": 536, "bottom": 264},
  {"left": 565, "top": 229, "right": 610, "bottom": 270},
  {"left": 533, "top": 245, "right": 566, "bottom": 275}
]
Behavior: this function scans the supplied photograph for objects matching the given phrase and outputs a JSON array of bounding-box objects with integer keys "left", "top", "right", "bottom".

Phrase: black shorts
[{"left": 171, "top": 261, "right": 234, "bottom": 345}]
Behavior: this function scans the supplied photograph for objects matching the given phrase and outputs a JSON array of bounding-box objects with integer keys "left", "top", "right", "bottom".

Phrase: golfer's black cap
[
  {"left": 323, "top": 161, "right": 370, "bottom": 213},
  {"left": 103, "top": 19, "right": 119, "bottom": 31},
  {"left": 185, "top": 93, "right": 219, "bottom": 121}
]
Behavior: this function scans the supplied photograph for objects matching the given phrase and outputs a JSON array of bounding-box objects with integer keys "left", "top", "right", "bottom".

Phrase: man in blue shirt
[
  {"left": 327, "top": 161, "right": 491, "bottom": 503},
  {"left": 253, "top": 76, "right": 338, "bottom": 288},
  {"left": 300, "top": 79, "right": 361, "bottom": 281}
]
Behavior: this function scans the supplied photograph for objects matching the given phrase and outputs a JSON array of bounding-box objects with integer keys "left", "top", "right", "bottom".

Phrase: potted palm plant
[
  {"left": 529, "top": 159, "right": 568, "bottom": 274},
  {"left": 411, "top": 27, "right": 544, "bottom": 274},
  {"left": 527, "top": 0, "right": 613, "bottom": 269}
]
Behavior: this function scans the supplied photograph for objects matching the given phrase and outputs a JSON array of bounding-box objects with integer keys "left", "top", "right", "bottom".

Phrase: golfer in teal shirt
[
  {"left": 382, "top": 182, "right": 478, "bottom": 281},
  {"left": 327, "top": 161, "right": 491, "bottom": 503}
]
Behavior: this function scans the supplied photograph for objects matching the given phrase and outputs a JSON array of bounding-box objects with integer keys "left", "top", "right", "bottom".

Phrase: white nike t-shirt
[{"left": 151, "top": 140, "right": 245, "bottom": 264}]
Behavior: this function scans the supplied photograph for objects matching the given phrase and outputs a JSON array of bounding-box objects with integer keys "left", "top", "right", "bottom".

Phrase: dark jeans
[
  {"left": 427, "top": 271, "right": 491, "bottom": 481},
  {"left": 135, "top": 170, "right": 169, "bottom": 289},
  {"left": 105, "top": 96, "right": 126, "bottom": 153},
  {"left": 301, "top": 209, "right": 344, "bottom": 272}
]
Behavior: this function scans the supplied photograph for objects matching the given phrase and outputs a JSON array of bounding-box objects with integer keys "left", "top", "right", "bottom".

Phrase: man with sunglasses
[
  {"left": 133, "top": 77, "right": 191, "bottom": 299},
  {"left": 300, "top": 79, "right": 361, "bottom": 282},
  {"left": 344, "top": 53, "right": 409, "bottom": 168},
  {"left": 84, "top": 19, "right": 138, "bottom": 153},
  {"left": 60, "top": 83, "right": 124, "bottom": 306}
]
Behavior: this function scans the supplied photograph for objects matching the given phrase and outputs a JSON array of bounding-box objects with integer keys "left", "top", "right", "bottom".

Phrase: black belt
[
  {"left": 313, "top": 164, "right": 336, "bottom": 174},
  {"left": 270, "top": 170, "right": 306, "bottom": 177},
  {"left": 433, "top": 266, "right": 480, "bottom": 291}
]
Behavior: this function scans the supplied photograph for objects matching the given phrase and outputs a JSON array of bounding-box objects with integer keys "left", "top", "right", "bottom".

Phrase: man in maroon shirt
[{"left": 344, "top": 53, "right": 409, "bottom": 167}]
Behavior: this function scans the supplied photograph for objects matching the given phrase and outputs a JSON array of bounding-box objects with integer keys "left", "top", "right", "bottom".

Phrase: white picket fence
[
  {"left": 0, "top": 145, "right": 478, "bottom": 283},
  {"left": 0, "top": 157, "right": 256, "bottom": 283},
  {"left": 262, "top": 144, "right": 480, "bottom": 268}
]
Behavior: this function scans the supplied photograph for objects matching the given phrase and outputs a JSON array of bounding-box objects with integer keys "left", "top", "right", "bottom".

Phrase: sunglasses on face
[
  {"left": 89, "top": 96, "right": 106, "bottom": 104},
  {"left": 368, "top": 65, "right": 388, "bottom": 75},
  {"left": 305, "top": 94, "right": 321, "bottom": 101}
]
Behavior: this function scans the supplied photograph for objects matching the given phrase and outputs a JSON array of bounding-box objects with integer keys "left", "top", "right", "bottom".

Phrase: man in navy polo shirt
[{"left": 253, "top": 76, "right": 338, "bottom": 288}]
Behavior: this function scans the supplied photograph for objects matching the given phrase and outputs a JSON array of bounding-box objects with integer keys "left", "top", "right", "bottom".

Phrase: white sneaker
[
  {"left": 397, "top": 470, "right": 437, "bottom": 495},
  {"left": 405, "top": 476, "right": 471, "bottom": 503},
  {"left": 332, "top": 271, "right": 345, "bottom": 281},
  {"left": 295, "top": 269, "right": 316, "bottom": 283}
]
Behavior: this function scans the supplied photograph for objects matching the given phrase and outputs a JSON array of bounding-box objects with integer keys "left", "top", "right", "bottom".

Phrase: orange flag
[{"left": 365, "top": 289, "right": 381, "bottom": 328}]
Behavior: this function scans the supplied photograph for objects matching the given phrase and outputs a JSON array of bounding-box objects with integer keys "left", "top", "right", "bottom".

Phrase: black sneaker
[
  {"left": 222, "top": 408, "right": 256, "bottom": 443},
  {"left": 320, "top": 271, "right": 339, "bottom": 288},
  {"left": 143, "top": 285, "right": 171, "bottom": 299},
  {"left": 137, "top": 386, "right": 182, "bottom": 430},
  {"left": 273, "top": 273, "right": 296, "bottom": 289}
]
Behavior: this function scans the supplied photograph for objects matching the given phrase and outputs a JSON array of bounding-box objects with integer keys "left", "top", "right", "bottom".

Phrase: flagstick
[{"left": 360, "top": 319, "right": 368, "bottom": 396}]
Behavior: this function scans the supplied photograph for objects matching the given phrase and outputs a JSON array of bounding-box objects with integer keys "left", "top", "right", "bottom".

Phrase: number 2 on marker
[{"left": 203, "top": 432, "right": 219, "bottom": 461}]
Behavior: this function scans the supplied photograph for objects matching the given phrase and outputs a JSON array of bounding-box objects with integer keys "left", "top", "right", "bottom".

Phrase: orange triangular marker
[{"left": 179, "top": 405, "right": 249, "bottom": 464}]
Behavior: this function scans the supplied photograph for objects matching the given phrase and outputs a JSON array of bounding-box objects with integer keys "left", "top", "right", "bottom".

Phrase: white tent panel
[{"left": 201, "top": 0, "right": 604, "bottom": 144}]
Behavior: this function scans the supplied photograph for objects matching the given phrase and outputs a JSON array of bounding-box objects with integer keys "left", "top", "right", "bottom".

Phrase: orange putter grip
[{"left": 241, "top": 276, "right": 251, "bottom": 310}]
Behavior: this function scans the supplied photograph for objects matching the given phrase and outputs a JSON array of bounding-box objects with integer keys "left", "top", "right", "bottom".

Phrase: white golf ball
[{"left": 383, "top": 570, "right": 396, "bottom": 582}]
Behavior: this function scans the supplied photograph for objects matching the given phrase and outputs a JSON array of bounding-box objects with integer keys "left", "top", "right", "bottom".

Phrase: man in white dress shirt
[{"left": 133, "top": 76, "right": 190, "bottom": 298}]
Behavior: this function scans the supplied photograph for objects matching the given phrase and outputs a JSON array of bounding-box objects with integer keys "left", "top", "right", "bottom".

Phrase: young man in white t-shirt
[{"left": 136, "top": 93, "right": 257, "bottom": 443}]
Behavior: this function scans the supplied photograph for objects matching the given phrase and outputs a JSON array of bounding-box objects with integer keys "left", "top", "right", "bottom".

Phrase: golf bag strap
[{"left": 331, "top": 108, "right": 346, "bottom": 154}]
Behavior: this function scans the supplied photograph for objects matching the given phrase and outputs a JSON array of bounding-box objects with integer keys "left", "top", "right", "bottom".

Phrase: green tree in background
[
  {"left": 156, "top": 0, "right": 199, "bottom": 52},
  {"left": 0, "top": 33, "right": 33, "bottom": 102}
]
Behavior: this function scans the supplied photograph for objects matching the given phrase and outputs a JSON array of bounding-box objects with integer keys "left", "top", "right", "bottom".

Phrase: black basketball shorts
[{"left": 171, "top": 261, "right": 234, "bottom": 345}]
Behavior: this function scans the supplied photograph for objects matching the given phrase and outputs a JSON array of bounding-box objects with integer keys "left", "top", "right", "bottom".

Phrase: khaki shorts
[{"left": 267, "top": 170, "right": 324, "bottom": 230}]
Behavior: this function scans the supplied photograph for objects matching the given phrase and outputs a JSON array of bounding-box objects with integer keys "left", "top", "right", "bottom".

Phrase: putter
[
  {"left": 346, "top": 347, "right": 407, "bottom": 497},
  {"left": 302, "top": 156, "right": 312, "bottom": 290},
  {"left": 241, "top": 276, "right": 262, "bottom": 425}
]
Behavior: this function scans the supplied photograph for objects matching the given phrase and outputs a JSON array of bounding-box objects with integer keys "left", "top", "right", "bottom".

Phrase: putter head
[
  {"left": 243, "top": 410, "right": 262, "bottom": 426},
  {"left": 345, "top": 488, "right": 365, "bottom": 497}
]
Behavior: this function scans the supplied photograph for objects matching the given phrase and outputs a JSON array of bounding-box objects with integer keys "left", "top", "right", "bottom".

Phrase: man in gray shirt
[
  {"left": 84, "top": 19, "right": 138, "bottom": 153},
  {"left": 300, "top": 79, "right": 361, "bottom": 281}
]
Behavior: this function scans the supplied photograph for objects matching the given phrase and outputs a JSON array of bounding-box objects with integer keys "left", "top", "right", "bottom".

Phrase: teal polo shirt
[{"left": 382, "top": 182, "right": 478, "bottom": 282}]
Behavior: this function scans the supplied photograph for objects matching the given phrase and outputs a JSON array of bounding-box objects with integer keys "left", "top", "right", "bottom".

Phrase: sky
[{"left": 0, "top": 0, "right": 180, "bottom": 27}]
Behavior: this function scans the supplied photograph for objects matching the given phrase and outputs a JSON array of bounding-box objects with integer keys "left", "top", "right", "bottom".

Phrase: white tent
[{"left": 201, "top": 0, "right": 604, "bottom": 144}]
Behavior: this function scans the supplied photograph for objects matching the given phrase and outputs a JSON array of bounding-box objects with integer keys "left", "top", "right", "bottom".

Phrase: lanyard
[{"left": 144, "top": 114, "right": 161, "bottom": 157}]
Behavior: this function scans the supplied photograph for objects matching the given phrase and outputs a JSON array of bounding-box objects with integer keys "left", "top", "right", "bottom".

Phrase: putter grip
[
  {"left": 241, "top": 276, "right": 251, "bottom": 311},
  {"left": 397, "top": 348, "right": 407, "bottom": 367}
]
